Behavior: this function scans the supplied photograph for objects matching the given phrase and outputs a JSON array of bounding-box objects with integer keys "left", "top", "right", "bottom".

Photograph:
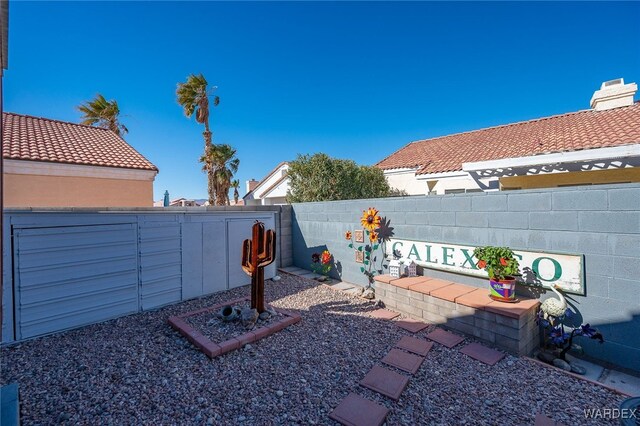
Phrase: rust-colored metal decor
[{"left": 241, "top": 221, "right": 276, "bottom": 313}]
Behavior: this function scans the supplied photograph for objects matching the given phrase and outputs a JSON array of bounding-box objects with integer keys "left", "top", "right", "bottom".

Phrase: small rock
[
  {"left": 276, "top": 390, "right": 284, "bottom": 397},
  {"left": 244, "top": 344, "right": 253, "bottom": 351},
  {"left": 537, "top": 351, "right": 557, "bottom": 364},
  {"left": 362, "top": 288, "right": 375, "bottom": 299},
  {"left": 238, "top": 415, "right": 246, "bottom": 421},
  {"left": 484, "top": 400, "right": 495, "bottom": 407},
  {"left": 570, "top": 363, "right": 587, "bottom": 375},
  {"left": 272, "top": 275, "right": 281, "bottom": 282},
  {"left": 507, "top": 361, "right": 514, "bottom": 367},
  {"left": 553, "top": 358, "right": 572, "bottom": 371},
  {"left": 374, "top": 299, "right": 385, "bottom": 308},
  {"left": 258, "top": 312, "right": 271, "bottom": 321},
  {"left": 241, "top": 308, "right": 259, "bottom": 329}
]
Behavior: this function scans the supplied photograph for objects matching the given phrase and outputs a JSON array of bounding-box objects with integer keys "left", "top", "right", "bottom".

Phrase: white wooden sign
[{"left": 388, "top": 239, "right": 585, "bottom": 295}]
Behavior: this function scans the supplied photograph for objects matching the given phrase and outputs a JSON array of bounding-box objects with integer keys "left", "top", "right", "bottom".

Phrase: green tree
[
  {"left": 176, "top": 74, "right": 220, "bottom": 205},
  {"left": 200, "top": 144, "right": 239, "bottom": 205},
  {"left": 231, "top": 179, "right": 240, "bottom": 204},
  {"left": 286, "top": 153, "right": 391, "bottom": 203},
  {"left": 77, "top": 94, "right": 128, "bottom": 137}
]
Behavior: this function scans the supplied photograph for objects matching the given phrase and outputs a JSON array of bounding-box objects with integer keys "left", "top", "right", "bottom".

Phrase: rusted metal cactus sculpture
[{"left": 241, "top": 221, "right": 276, "bottom": 313}]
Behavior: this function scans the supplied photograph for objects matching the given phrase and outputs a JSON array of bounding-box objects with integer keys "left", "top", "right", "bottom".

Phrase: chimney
[
  {"left": 246, "top": 179, "right": 259, "bottom": 193},
  {"left": 590, "top": 78, "right": 637, "bottom": 111}
]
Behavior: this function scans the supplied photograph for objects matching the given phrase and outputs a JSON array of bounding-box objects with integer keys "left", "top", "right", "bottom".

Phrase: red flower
[
  {"left": 500, "top": 258, "right": 508, "bottom": 266},
  {"left": 477, "top": 260, "right": 487, "bottom": 269},
  {"left": 321, "top": 250, "right": 332, "bottom": 265}
]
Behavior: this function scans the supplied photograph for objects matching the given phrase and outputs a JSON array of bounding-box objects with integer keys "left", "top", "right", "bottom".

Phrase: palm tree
[
  {"left": 77, "top": 94, "right": 128, "bottom": 137},
  {"left": 231, "top": 179, "right": 240, "bottom": 205},
  {"left": 200, "top": 144, "right": 239, "bottom": 205},
  {"left": 176, "top": 74, "right": 220, "bottom": 204}
]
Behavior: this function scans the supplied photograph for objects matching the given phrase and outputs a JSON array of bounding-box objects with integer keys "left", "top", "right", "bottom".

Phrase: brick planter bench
[{"left": 374, "top": 275, "right": 540, "bottom": 355}]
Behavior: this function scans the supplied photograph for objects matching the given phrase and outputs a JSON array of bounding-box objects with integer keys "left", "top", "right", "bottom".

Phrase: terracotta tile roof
[
  {"left": 376, "top": 102, "right": 640, "bottom": 175},
  {"left": 2, "top": 112, "right": 158, "bottom": 171}
]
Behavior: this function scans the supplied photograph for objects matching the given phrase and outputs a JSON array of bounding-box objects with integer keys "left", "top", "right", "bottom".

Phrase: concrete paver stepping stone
[
  {"left": 534, "top": 413, "right": 565, "bottom": 426},
  {"left": 459, "top": 342, "right": 506, "bottom": 366},
  {"left": 328, "top": 393, "right": 389, "bottom": 426},
  {"left": 299, "top": 272, "right": 320, "bottom": 279},
  {"left": 426, "top": 328, "right": 465, "bottom": 348},
  {"left": 395, "top": 318, "right": 429, "bottom": 333},
  {"left": 395, "top": 336, "right": 434, "bottom": 356},
  {"left": 369, "top": 309, "right": 400, "bottom": 320},
  {"left": 360, "top": 365, "right": 410, "bottom": 400},
  {"left": 279, "top": 266, "right": 305, "bottom": 273},
  {"left": 280, "top": 267, "right": 308, "bottom": 275},
  {"left": 382, "top": 348, "right": 425, "bottom": 374},
  {"left": 330, "top": 282, "right": 356, "bottom": 291}
]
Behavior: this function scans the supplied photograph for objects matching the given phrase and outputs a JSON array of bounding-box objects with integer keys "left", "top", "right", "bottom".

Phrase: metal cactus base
[{"left": 168, "top": 297, "right": 301, "bottom": 358}]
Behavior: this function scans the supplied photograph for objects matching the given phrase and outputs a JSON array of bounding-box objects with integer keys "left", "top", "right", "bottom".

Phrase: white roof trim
[
  {"left": 382, "top": 167, "right": 420, "bottom": 175},
  {"left": 415, "top": 171, "right": 469, "bottom": 180},
  {"left": 260, "top": 176, "right": 289, "bottom": 198},
  {"left": 4, "top": 159, "right": 158, "bottom": 181},
  {"left": 245, "top": 163, "right": 289, "bottom": 196},
  {"left": 462, "top": 144, "right": 640, "bottom": 172}
]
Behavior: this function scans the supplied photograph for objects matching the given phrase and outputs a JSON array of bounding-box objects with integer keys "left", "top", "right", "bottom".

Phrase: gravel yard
[{"left": 1, "top": 274, "right": 624, "bottom": 425}]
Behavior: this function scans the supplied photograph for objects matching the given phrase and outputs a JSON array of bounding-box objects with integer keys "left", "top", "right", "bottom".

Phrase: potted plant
[
  {"left": 473, "top": 246, "right": 520, "bottom": 302},
  {"left": 311, "top": 250, "right": 332, "bottom": 282}
]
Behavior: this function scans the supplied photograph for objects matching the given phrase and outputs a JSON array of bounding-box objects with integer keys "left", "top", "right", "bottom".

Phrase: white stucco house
[
  {"left": 243, "top": 162, "right": 290, "bottom": 206},
  {"left": 377, "top": 79, "right": 640, "bottom": 195}
]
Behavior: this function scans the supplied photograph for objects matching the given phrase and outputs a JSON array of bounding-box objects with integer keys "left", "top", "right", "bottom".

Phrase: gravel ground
[
  {"left": 0, "top": 274, "right": 625, "bottom": 425},
  {"left": 186, "top": 300, "right": 282, "bottom": 343}
]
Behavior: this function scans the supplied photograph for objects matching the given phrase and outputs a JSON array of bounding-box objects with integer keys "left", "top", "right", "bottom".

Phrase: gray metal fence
[{"left": 1, "top": 207, "right": 286, "bottom": 343}]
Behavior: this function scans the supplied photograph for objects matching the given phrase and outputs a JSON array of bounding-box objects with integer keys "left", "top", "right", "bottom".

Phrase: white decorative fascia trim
[
  {"left": 382, "top": 167, "right": 420, "bottom": 175},
  {"left": 4, "top": 160, "right": 158, "bottom": 181},
  {"left": 259, "top": 177, "right": 290, "bottom": 199},
  {"left": 415, "top": 171, "right": 468, "bottom": 180},
  {"left": 462, "top": 144, "right": 640, "bottom": 172},
  {"left": 247, "top": 164, "right": 289, "bottom": 196}
]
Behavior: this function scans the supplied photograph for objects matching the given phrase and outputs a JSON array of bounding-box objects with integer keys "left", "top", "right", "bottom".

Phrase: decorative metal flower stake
[{"left": 345, "top": 207, "right": 390, "bottom": 291}]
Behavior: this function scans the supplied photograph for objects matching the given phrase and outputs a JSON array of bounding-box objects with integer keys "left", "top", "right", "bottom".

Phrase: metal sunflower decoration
[{"left": 345, "top": 207, "right": 390, "bottom": 296}]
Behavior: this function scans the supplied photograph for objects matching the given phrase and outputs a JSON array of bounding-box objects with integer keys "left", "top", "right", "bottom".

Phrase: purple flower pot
[{"left": 489, "top": 276, "right": 517, "bottom": 302}]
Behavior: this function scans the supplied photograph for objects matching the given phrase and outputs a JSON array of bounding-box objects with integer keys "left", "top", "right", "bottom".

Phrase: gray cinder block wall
[
  {"left": 291, "top": 183, "right": 640, "bottom": 373},
  {"left": 279, "top": 205, "right": 293, "bottom": 267}
]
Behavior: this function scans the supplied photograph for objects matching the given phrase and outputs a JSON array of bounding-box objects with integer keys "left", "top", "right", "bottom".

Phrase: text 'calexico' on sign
[{"left": 388, "top": 239, "right": 584, "bottom": 295}]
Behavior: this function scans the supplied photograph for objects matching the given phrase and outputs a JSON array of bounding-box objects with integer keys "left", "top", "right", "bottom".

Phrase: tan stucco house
[
  {"left": 2, "top": 112, "right": 158, "bottom": 207},
  {"left": 377, "top": 79, "right": 640, "bottom": 194}
]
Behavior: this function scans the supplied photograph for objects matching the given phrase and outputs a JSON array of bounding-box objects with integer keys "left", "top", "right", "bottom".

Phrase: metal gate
[{"left": 12, "top": 224, "right": 139, "bottom": 340}]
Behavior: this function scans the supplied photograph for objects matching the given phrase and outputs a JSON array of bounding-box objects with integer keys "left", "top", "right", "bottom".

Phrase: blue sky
[{"left": 5, "top": 1, "right": 639, "bottom": 201}]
